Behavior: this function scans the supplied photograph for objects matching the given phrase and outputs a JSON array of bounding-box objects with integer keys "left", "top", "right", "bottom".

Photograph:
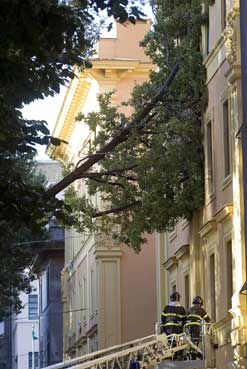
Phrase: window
[
  {"left": 221, "top": 0, "right": 227, "bottom": 30},
  {"left": 226, "top": 240, "right": 233, "bottom": 310},
  {"left": 90, "top": 268, "right": 95, "bottom": 315},
  {"left": 184, "top": 275, "right": 190, "bottom": 310},
  {"left": 206, "top": 21, "right": 210, "bottom": 55},
  {"left": 223, "top": 99, "right": 231, "bottom": 177},
  {"left": 83, "top": 275, "right": 87, "bottom": 321},
  {"left": 28, "top": 352, "right": 39, "bottom": 369},
  {"left": 0, "top": 321, "right": 4, "bottom": 336},
  {"left": 206, "top": 121, "right": 214, "bottom": 193},
  {"left": 28, "top": 295, "right": 38, "bottom": 320},
  {"left": 41, "top": 268, "right": 49, "bottom": 311},
  {"left": 47, "top": 340, "right": 50, "bottom": 365},
  {"left": 210, "top": 254, "right": 216, "bottom": 321}
]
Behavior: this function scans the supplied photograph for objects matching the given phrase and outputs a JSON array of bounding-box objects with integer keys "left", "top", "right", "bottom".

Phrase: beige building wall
[
  {"left": 120, "top": 235, "right": 157, "bottom": 342},
  {"left": 156, "top": 1, "right": 247, "bottom": 368},
  {"left": 49, "top": 20, "right": 157, "bottom": 359}
]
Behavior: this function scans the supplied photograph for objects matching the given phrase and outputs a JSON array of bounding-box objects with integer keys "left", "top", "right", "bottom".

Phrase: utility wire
[
  {"left": 14, "top": 233, "right": 95, "bottom": 246},
  {"left": 14, "top": 231, "right": 121, "bottom": 246},
  {"left": 9, "top": 307, "right": 87, "bottom": 322}
]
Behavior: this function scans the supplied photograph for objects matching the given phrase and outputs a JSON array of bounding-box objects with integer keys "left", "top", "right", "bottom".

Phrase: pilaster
[
  {"left": 95, "top": 236, "right": 122, "bottom": 349},
  {"left": 223, "top": 2, "right": 247, "bottom": 366}
]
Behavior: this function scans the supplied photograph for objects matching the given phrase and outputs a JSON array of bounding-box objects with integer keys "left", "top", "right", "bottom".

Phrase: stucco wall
[{"left": 120, "top": 234, "right": 157, "bottom": 342}]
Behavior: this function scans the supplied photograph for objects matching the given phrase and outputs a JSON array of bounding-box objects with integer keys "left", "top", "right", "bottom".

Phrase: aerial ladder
[{"left": 44, "top": 323, "right": 216, "bottom": 369}]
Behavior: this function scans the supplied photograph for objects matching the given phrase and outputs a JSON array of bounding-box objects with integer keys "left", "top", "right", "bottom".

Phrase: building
[
  {"left": 48, "top": 20, "right": 157, "bottom": 358},
  {"left": 12, "top": 279, "right": 39, "bottom": 369},
  {"left": 156, "top": 0, "right": 247, "bottom": 368},
  {"left": 33, "top": 161, "right": 65, "bottom": 367},
  {"left": 0, "top": 318, "right": 12, "bottom": 369},
  {"left": 32, "top": 226, "right": 64, "bottom": 367}
]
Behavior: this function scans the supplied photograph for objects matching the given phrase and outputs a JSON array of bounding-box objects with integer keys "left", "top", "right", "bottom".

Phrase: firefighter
[
  {"left": 185, "top": 296, "right": 210, "bottom": 348},
  {"left": 161, "top": 291, "right": 186, "bottom": 336}
]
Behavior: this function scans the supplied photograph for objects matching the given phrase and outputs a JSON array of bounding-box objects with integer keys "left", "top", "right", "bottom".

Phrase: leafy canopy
[
  {"left": 0, "top": 0, "right": 145, "bottom": 318},
  {"left": 65, "top": 0, "right": 207, "bottom": 251}
]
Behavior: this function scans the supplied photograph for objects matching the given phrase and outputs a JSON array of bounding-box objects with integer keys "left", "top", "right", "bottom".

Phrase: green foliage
[
  {"left": 65, "top": 0, "right": 207, "bottom": 252},
  {"left": 0, "top": 0, "right": 144, "bottom": 318}
]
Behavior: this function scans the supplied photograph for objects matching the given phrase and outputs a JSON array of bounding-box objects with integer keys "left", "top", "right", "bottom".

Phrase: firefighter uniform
[
  {"left": 161, "top": 292, "right": 186, "bottom": 335},
  {"left": 185, "top": 296, "right": 210, "bottom": 346},
  {"left": 162, "top": 305, "right": 187, "bottom": 335}
]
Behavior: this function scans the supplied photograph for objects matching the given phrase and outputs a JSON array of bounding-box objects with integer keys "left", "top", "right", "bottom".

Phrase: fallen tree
[
  {"left": 48, "top": 0, "right": 207, "bottom": 251},
  {"left": 0, "top": 0, "right": 146, "bottom": 318}
]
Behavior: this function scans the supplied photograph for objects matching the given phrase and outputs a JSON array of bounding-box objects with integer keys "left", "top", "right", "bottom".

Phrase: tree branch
[
  {"left": 93, "top": 201, "right": 141, "bottom": 218},
  {"left": 81, "top": 172, "right": 138, "bottom": 182},
  {"left": 47, "top": 63, "right": 179, "bottom": 196},
  {"left": 90, "top": 177, "right": 125, "bottom": 189}
]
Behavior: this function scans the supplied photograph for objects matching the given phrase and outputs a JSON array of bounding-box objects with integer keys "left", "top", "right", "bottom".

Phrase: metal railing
[{"left": 43, "top": 323, "right": 214, "bottom": 369}]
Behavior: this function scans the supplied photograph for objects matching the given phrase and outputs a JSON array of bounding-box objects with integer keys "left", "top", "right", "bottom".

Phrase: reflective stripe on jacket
[
  {"left": 185, "top": 304, "right": 210, "bottom": 328},
  {"left": 161, "top": 305, "right": 186, "bottom": 328}
]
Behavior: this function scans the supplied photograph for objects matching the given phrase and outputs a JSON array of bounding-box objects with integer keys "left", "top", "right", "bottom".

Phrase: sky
[
  {"left": 22, "top": 86, "right": 68, "bottom": 160},
  {"left": 22, "top": 2, "right": 153, "bottom": 161}
]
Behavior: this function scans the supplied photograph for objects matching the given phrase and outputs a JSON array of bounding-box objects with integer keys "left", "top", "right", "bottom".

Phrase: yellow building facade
[
  {"left": 48, "top": 20, "right": 157, "bottom": 359},
  {"left": 156, "top": 1, "right": 247, "bottom": 368}
]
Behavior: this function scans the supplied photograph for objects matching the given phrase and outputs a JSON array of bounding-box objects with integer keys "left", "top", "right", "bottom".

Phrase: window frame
[
  {"left": 204, "top": 110, "right": 215, "bottom": 201},
  {"left": 184, "top": 274, "right": 190, "bottom": 311},
  {"left": 221, "top": 0, "right": 227, "bottom": 31},
  {"left": 209, "top": 253, "right": 216, "bottom": 321},
  {"left": 28, "top": 351, "right": 39, "bottom": 369},
  {"left": 226, "top": 239, "right": 233, "bottom": 311},
  {"left": 222, "top": 97, "right": 231, "bottom": 179},
  {"left": 28, "top": 294, "right": 38, "bottom": 320}
]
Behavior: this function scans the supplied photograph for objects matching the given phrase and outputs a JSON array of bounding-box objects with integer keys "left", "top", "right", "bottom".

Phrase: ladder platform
[{"left": 157, "top": 359, "right": 207, "bottom": 369}]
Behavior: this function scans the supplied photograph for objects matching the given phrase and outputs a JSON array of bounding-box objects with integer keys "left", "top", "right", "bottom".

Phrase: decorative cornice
[
  {"left": 175, "top": 244, "right": 190, "bottom": 260},
  {"left": 203, "top": 36, "right": 226, "bottom": 84},
  {"left": 163, "top": 256, "right": 178, "bottom": 271},
  {"left": 48, "top": 59, "right": 153, "bottom": 161},
  {"left": 214, "top": 204, "right": 233, "bottom": 224},
  {"left": 200, "top": 205, "right": 233, "bottom": 238},
  {"left": 223, "top": 4, "right": 240, "bottom": 68},
  {"left": 94, "top": 233, "right": 122, "bottom": 259},
  {"left": 48, "top": 76, "right": 91, "bottom": 160},
  {"left": 199, "top": 220, "right": 216, "bottom": 238}
]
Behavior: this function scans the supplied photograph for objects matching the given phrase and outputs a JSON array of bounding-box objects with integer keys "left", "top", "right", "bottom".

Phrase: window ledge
[
  {"left": 205, "top": 191, "right": 216, "bottom": 206},
  {"left": 222, "top": 174, "right": 232, "bottom": 190}
]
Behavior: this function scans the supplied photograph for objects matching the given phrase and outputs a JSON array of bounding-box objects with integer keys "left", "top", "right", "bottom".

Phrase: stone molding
[
  {"left": 48, "top": 58, "right": 153, "bottom": 161},
  {"left": 163, "top": 256, "right": 177, "bottom": 271},
  {"left": 203, "top": 36, "right": 226, "bottom": 84},
  {"left": 214, "top": 204, "right": 233, "bottom": 223},
  {"left": 163, "top": 244, "right": 190, "bottom": 270},
  {"left": 174, "top": 244, "right": 190, "bottom": 260},
  {"left": 200, "top": 204, "right": 233, "bottom": 238},
  {"left": 199, "top": 220, "right": 216, "bottom": 238},
  {"left": 223, "top": 2, "right": 240, "bottom": 68}
]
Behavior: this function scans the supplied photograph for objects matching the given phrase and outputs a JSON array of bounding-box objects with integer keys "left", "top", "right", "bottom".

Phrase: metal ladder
[{"left": 43, "top": 331, "right": 205, "bottom": 369}]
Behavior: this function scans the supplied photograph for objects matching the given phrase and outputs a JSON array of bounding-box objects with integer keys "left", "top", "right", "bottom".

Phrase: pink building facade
[{"left": 48, "top": 20, "right": 157, "bottom": 358}]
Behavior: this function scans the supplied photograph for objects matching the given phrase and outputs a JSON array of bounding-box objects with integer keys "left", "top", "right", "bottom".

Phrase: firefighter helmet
[
  {"left": 193, "top": 295, "right": 203, "bottom": 306},
  {"left": 170, "top": 291, "right": 181, "bottom": 302}
]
